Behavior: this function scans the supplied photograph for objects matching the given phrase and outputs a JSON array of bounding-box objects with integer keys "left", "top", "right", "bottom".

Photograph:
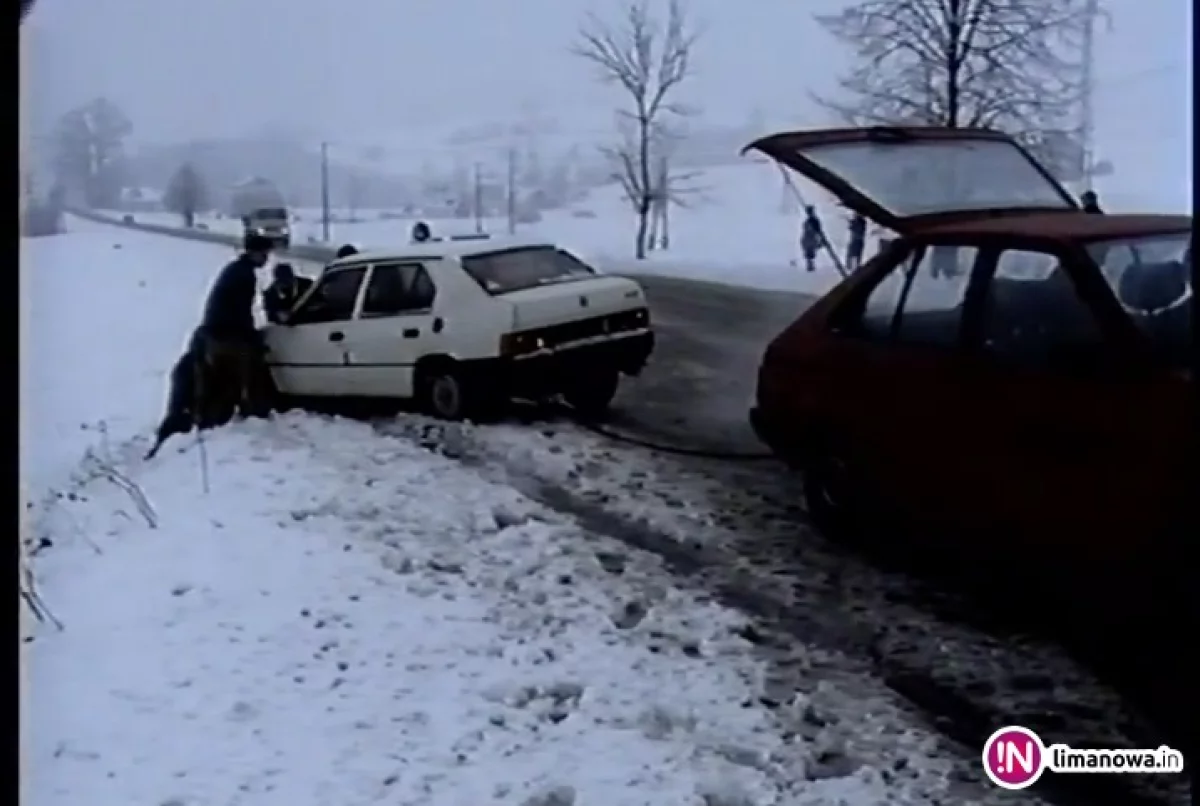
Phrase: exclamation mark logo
[{"left": 982, "top": 726, "right": 1046, "bottom": 789}]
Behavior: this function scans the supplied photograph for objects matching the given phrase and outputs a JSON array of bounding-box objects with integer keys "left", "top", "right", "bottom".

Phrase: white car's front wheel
[{"left": 427, "top": 372, "right": 465, "bottom": 419}]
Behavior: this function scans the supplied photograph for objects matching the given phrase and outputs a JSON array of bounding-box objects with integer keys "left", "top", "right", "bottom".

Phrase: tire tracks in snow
[{"left": 373, "top": 415, "right": 1189, "bottom": 806}]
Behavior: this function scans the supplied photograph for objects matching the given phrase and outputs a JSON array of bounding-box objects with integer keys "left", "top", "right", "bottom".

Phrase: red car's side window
[
  {"left": 854, "top": 245, "right": 980, "bottom": 348},
  {"left": 979, "top": 250, "right": 1107, "bottom": 367}
]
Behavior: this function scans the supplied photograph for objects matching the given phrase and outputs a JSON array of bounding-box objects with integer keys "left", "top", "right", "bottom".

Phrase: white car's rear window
[{"left": 461, "top": 247, "right": 594, "bottom": 294}]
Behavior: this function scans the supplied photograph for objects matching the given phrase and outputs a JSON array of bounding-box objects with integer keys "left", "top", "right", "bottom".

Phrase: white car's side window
[
  {"left": 361, "top": 262, "right": 437, "bottom": 317},
  {"left": 289, "top": 267, "right": 367, "bottom": 325}
]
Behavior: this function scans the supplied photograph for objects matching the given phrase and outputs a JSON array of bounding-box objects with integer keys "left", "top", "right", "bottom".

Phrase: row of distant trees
[
  {"left": 45, "top": 94, "right": 210, "bottom": 224},
  {"left": 576, "top": 0, "right": 1096, "bottom": 258}
]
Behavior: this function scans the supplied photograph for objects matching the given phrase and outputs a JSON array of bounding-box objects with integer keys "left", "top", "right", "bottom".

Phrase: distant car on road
[
  {"left": 262, "top": 238, "right": 654, "bottom": 420},
  {"left": 231, "top": 178, "right": 290, "bottom": 248},
  {"left": 241, "top": 206, "right": 290, "bottom": 249},
  {"left": 745, "top": 125, "right": 1191, "bottom": 613}
]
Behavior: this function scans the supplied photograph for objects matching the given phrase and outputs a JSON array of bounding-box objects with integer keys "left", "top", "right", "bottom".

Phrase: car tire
[
  {"left": 562, "top": 370, "right": 620, "bottom": 420},
  {"left": 418, "top": 365, "right": 500, "bottom": 422},
  {"left": 801, "top": 436, "right": 866, "bottom": 540}
]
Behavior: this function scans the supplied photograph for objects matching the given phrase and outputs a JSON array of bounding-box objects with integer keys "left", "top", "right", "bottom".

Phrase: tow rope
[{"left": 557, "top": 402, "right": 776, "bottom": 461}]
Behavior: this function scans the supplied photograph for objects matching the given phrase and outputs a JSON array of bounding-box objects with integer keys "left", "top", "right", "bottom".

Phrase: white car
[{"left": 262, "top": 238, "right": 654, "bottom": 420}]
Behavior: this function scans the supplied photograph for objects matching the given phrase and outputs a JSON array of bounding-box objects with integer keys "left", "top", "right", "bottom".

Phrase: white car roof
[{"left": 327, "top": 237, "right": 557, "bottom": 269}]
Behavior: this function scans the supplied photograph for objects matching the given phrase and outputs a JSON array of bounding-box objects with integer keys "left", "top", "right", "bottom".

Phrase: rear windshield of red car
[
  {"left": 461, "top": 247, "right": 596, "bottom": 294},
  {"left": 1088, "top": 233, "right": 1191, "bottom": 368}
]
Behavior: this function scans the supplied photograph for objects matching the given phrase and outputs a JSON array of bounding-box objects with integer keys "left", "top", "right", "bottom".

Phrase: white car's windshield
[
  {"left": 1087, "top": 232, "right": 1191, "bottom": 368},
  {"left": 461, "top": 247, "right": 595, "bottom": 294}
]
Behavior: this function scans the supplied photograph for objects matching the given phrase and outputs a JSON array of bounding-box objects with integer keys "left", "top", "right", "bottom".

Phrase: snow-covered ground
[{"left": 21, "top": 218, "right": 1024, "bottom": 806}]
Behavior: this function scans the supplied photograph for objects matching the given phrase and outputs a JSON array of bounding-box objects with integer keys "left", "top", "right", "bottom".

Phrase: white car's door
[
  {"left": 263, "top": 265, "right": 369, "bottom": 396},
  {"left": 351, "top": 261, "right": 440, "bottom": 398}
]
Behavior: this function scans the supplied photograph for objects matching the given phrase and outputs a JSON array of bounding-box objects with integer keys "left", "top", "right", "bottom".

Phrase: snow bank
[{"left": 30, "top": 414, "right": 951, "bottom": 806}]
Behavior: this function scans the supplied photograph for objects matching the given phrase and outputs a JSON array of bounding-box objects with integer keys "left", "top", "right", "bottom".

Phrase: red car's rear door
[{"left": 823, "top": 241, "right": 999, "bottom": 537}]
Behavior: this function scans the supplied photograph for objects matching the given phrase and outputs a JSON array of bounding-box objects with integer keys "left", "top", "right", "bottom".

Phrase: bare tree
[
  {"left": 574, "top": 0, "right": 699, "bottom": 259},
  {"left": 815, "top": 0, "right": 1091, "bottom": 171},
  {"left": 164, "top": 162, "right": 210, "bottom": 228},
  {"left": 646, "top": 133, "right": 703, "bottom": 251}
]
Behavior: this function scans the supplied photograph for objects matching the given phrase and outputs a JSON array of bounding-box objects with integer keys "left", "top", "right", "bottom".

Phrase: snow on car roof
[{"left": 328, "top": 237, "right": 557, "bottom": 267}]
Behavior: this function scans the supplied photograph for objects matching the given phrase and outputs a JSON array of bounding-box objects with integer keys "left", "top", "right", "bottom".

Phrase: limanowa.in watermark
[{"left": 982, "top": 725, "right": 1185, "bottom": 789}]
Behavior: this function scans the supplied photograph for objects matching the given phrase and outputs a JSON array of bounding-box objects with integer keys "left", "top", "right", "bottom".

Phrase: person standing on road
[
  {"left": 800, "top": 206, "right": 824, "bottom": 273},
  {"left": 1081, "top": 190, "right": 1104, "bottom": 214},
  {"left": 845, "top": 213, "right": 866, "bottom": 272},
  {"left": 195, "top": 233, "right": 273, "bottom": 422}
]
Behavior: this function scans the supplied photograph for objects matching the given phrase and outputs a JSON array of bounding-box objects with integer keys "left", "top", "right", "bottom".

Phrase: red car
[{"left": 745, "top": 126, "right": 1192, "bottom": 616}]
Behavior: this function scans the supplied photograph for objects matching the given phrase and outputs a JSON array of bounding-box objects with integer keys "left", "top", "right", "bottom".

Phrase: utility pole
[
  {"left": 320, "top": 141, "right": 331, "bottom": 242},
  {"left": 472, "top": 162, "right": 484, "bottom": 234},
  {"left": 505, "top": 148, "right": 517, "bottom": 235},
  {"left": 346, "top": 174, "right": 360, "bottom": 222}
]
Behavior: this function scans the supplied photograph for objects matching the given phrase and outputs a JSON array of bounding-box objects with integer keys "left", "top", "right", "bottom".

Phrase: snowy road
[{"left": 21, "top": 218, "right": 1189, "bottom": 806}]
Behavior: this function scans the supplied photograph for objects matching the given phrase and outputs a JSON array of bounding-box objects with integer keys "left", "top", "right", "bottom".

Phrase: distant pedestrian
[
  {"left": 845, "top": 213, "right": 867, "bottom": 272},
  {"left": 1080, "top": 190, "right": 1104, "bottom": 214},
  {"left": 800, "top": 206, "right": 824, "bottom": 273}
]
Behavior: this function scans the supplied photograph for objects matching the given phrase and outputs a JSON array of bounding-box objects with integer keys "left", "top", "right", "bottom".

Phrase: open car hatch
[{"left": 742, "top": 126, "right": 1081, "bottom": 233}]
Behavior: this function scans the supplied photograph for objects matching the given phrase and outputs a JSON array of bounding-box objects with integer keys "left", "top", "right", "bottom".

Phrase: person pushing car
[
  {"left": 262, "top": 262, "right": 314, "bottom": 324},
  {"left": 194, "top": 232, "right": 274, "bottom": 421},
  {"left": 145, "top": 329, "right": 204, "bottom": 459}
]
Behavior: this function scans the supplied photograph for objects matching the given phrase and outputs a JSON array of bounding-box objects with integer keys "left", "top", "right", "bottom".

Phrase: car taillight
[
  {"left": 611, "top": 307, "right": 650, "bottom": 331},
  {"left": 500, "top": 331, "right": 546, "bottom": 357}
]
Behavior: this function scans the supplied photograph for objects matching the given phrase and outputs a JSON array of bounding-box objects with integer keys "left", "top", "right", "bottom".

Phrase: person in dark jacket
[
  {"left": 845, "top": 213, "right": 867, "bottom": 272},
  {"left": 145, "top": 329, "right": 204, "bottom": 459},
  {"left": 1080, "top": 190, "right": 1103, "bottom": 214},
  {"left": 262, "top": 262, "right": 314, "bottom": 324},
  {"left": 195, "top": 233, "right": 272, "bottom": 421},
  {"left": 800, "top": 206, "right": 824, "bottom": 272}
]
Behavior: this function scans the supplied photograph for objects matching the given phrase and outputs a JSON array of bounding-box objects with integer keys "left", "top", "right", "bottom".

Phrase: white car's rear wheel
[
  {"left": 418, "top": 365, "right": 501, "bottom": 422},
  {"left": 562, "top": 369, "right": 620, "bottom": 420}
]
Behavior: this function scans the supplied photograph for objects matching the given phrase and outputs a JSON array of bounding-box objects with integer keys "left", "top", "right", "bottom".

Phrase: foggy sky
[
  {"left": 22, "top": 0, "right": 847, "bottom": 144},
  {"left": 21, "top": 0, "right": 1191, "bottom": 205}
]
